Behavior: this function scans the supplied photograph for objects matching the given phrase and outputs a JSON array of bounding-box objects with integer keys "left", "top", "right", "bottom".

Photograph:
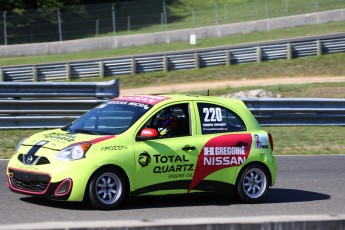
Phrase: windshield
[{"left": 64, "top": 100, "right": 153, "bottom": 135}]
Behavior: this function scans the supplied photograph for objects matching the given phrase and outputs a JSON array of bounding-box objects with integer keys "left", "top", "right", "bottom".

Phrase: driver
[{"left": 157, "top": 108, "right": 177, "bottom": 137}]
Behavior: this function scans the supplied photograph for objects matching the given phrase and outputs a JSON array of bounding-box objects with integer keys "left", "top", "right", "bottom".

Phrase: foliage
[{"left": 0, "top": 0, "right": 81, "bottom": 12}]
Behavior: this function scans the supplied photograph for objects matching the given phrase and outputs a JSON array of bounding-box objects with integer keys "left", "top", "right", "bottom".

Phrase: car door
[
  {"left": 132, "top": 102, "right": 199, "bottom": 195},
  {"left": 188, "top": 102, "right": 253, "bottom": 192}
]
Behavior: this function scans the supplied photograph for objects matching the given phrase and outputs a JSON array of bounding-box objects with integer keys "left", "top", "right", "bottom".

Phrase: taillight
[{"left": 268, "top": 133, "right": 274, "bottom": 151}]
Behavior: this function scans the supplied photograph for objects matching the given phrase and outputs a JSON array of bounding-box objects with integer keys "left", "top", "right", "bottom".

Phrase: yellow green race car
[{"left": 7, "top": 94, "right": 276, "bottom": 210}]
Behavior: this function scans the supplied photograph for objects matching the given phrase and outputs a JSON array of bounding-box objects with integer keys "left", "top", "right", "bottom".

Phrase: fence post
[
  {"left": 131, "top": 57, "right": 137, "bottom": 75},
  {"left": 224, "top": 3, "right": 228, "bottom": 22},
  {"left": 57, "top": 9, "right": 63, "bottom": 41},
  {"left": 99, "top": 60, "right": 105, "bottom": 78},
  {"left": 32, "top": 65, "right": 38, "bottom": 82},
  {"left": 192, "top": 8, "right": 195, "bottom": 24},
  {"left": 285, "top": 0, "right": 289, "bottom": 15},
  {"left": 316, "top": 39, "right": 322, "bottom": 56},
  {"left": 112, "top": 3, "right": 116, "bottom": 35},
  {"left": 214, "top": 1, "right": 219, "bottom": 24},
  {"left": 195, "top": 52, "right": 200, "bottom": 69},
  {"left": 225, "top": 49, "right": 231, "bottom": 66},
  {"left": 264, "top": 0, "right": 269, "bottom": 18},
  {"left": 163, "top": 55, "right": 169, "bottom": 72},
  {"left": 127, "top": 16, "right": 131, "bottom": 32},
  {"left": 0, "top": 68, "right": 3, "bottom": 82},
  {"left": 257, "top": 46, "right": 262, "bottom": 63},
  {"left": 96, "top": 20, "right": 99, "bottom": 36},
  {"left": 287, "top": 42, "right": 293, "bottom": 60},
  {"left": 163, "top": 0, "right": 168, "bottom": 30},
  {"left": 3, "top": 11, "right": 8, "bottom": 45},
  {"left": 66, "top": 63, "right": 71, "bottom": 80},
  {"left": 314, "top": 0, "right": 319, "bottom": 12}
]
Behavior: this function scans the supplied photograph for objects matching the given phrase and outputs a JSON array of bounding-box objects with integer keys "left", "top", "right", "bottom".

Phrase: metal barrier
[
  {"left": 1, "top": 33, "right": 345, "bottom": 82},
  {"left": 0, "top": 79, "right": 119, "bottom": 99},
  {"left": 0, "top": 99, "right": 103, "bottom": 129},
  {"left": 243, "top": 98, "right": 345, "bottom": 126},
  {"left": 0, "top": 98, "right": 344, "bottom": 129}
]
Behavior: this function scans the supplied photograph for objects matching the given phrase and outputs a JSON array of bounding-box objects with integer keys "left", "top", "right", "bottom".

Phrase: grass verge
[
  {"left": 1, "top": 20, "right": 345, "bottom": 67},
  {"left": 74, "top": 52, "right": 345, "bottom": 90},
  {"left": 183, "top": 82, "right": 345, "bottom": 98},
  {"left": 265, "top": 126, "right": 345, "bottom": 155}
]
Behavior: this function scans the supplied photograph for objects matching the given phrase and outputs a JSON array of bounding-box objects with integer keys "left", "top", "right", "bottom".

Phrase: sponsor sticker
[
  {"left": 112, "top": 95, "right": 170, "bottom": 105},
  {"left": 253, "top": 133, "right": 269, "bottom": 149},
  {"left": 199, "top": 106, "right": 227, "bottom": 134},
  {"left": 188, "top": 133, "right": 252, "bottom": 191}
]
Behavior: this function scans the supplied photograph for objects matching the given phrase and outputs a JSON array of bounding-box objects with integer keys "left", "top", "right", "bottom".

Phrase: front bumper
[
  {"left": 7, "top": 168, "right": 73, "bottom": 201},
  {"left": 7, "top": 152, "right": 98, "bottom": 202}
]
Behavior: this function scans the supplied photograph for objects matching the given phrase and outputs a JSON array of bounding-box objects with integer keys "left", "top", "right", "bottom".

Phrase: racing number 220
[{"left": 203, "top": 107, "right": 222, "bottom": 122}]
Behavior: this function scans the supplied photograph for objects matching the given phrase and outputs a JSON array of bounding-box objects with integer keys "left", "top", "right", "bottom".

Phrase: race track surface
[{"left": 0, "top": 155, "right": 344, "bottom": 225}]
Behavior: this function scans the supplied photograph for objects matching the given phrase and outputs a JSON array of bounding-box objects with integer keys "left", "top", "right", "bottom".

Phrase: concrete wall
[{"left": 1, "top": 9, "right": 345, "bottom": 58}]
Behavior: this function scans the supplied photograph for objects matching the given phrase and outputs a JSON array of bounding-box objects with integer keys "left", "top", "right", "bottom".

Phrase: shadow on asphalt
[
  {"left": 266, "top": 188, "right": 330, "bottom": 203},
  {"left": 19, "top": 188, "right": 330, "bottom": 210}
]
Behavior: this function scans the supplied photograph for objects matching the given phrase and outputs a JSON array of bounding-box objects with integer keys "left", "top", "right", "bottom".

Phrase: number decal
[
  {"left": 203, "top": 108, "right": 210, "bottom": 122},
  {"left": 216, "top": 107, "right": 222, "bottom": 121},
  {"left": 203, "top": 107, "right": 222, "bottom": 122}
]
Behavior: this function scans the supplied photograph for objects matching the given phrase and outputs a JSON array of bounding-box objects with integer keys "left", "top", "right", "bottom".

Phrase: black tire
[
  {"left": 88, "top": 167, "right": 127, "bottom": 210},
  {"left": 236, "top": 164, "right": 269, "bottom": 203}
]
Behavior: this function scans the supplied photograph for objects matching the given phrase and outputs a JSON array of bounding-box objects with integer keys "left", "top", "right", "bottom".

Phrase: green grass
[
  {"left": 183, "top": 82, "right": 345, "bottom": 98},
  {"left": 167, "top": 0, "right": 345, "bottom": 27},
  {"left": 93, "top": 0, "right": 345, "bottom": 37},
  {"left": 265, "top": 126, "right": 345, "bottom": 155},
  {"left": 0, "top": 130, "right": 41, "bottom": 159},
  {"left": 71, "top": 52, "right": 345, "bottom": 90},
  {"left": 1, "top": 20, "right": 345, "bottom": 67}
]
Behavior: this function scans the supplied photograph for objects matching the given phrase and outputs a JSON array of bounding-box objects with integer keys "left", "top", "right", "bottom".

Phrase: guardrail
[
  {"left": 0, "top": 79, "right": 119, "bottom": 99},
  {"left": 243, "top": 98, "right": 345, "bottom": 126},
  {"left": 0, "top": 33, "right": 345, "bottom": 82},
  {"left": 0, "top": 98, "right": 344, "bottom": 129}
]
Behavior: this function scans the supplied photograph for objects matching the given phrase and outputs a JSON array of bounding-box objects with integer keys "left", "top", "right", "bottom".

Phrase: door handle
[{"left": 182, "top": 145, "right": 196, "bottom": 151}]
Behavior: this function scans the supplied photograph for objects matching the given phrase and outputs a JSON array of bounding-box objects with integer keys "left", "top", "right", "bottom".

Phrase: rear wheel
[
  {"left": 88, "top": 167, "right": 127, "bottom": 210},
  {"left": 236, "top": 164, "right": 269, "bottom": 203}
]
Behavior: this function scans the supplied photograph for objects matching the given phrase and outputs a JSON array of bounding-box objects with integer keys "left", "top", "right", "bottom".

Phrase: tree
[{"left": 0, "top": 0, "right": 81, "bottom": 12}]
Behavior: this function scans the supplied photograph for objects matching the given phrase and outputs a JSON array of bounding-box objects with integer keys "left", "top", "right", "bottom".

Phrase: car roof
[
  {"left": 112, "top": 94, "right": 242, "bottom": 104},
  {"left": 113, "top": 94, "right": 244, "bottom": 106},
  {"left": 155, "top": 94, "right": 243, "bottom": 104}
]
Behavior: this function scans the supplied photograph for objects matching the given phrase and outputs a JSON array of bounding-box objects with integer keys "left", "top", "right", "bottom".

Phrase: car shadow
[
  {"left": 265, "top": 188, "right": 330, "bottom": 203},
  {"left": 19, "top": 188, "right": 330, "bottom": 210}
]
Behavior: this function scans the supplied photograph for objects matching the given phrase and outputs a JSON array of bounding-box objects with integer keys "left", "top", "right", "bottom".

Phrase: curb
[{"left": 1, "top": 215, "right": 344, "bottom": 230}]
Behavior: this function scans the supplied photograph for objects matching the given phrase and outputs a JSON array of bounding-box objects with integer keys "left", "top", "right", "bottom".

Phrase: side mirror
[{"left": 136, "top": 128, "right": 159, "bottom": 141}]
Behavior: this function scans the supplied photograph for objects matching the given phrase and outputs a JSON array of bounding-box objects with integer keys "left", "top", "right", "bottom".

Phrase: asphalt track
[{"left": 0, "top": 155, "right": 344, "bottom": 226}]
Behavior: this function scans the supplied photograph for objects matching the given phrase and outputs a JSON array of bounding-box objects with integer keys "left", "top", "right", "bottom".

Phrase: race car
[{"left": 7, "top": 94, "right": 276, "bottom": 210}]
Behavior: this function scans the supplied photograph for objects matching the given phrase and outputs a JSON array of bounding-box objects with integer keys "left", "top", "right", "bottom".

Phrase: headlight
[
  {"left": 14, "top": 138, "right": 27, "bottom": 154},
  {"left": 55, "top": 143, "right": 91, "bottom": 161}
]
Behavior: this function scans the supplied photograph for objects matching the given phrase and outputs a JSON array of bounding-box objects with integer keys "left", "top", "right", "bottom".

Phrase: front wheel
[
  {"left": 88, "top": 167, "right": 127, "bottom": 210},
  {"left": 236, "top": 164, "right": 269, "bottom": 203}
]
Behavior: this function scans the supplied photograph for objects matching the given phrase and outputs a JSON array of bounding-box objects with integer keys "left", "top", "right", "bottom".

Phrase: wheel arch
[
  {"left": 83, "top": 164, "right": 131, "bottom": 201},
  {"left": 236, "top": 161, "right": 272, "bottom": 187}
]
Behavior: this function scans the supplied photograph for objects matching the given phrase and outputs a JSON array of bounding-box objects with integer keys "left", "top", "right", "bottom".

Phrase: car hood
[{"left": 22, "top": 129, "right": 115, "bottom": 151}]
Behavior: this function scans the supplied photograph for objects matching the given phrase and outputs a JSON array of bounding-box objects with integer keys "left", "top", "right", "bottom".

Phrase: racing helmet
[{"left": 158, "top": 108, "right": 177, "bottom": 135}]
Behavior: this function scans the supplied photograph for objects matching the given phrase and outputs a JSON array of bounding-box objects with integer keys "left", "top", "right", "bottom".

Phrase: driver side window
[{"left": 141, "top": 103, "right": 191, "bottom": 138}]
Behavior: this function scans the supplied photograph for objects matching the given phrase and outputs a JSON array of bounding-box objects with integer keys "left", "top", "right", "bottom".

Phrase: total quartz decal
[{"left": 188, "top": 133, "right": 252, "bottom": 192}]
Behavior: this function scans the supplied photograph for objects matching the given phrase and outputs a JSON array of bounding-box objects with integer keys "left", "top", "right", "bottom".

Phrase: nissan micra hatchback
[{"left": 7, "top": 94, "right": 276, "bottom": 210}]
